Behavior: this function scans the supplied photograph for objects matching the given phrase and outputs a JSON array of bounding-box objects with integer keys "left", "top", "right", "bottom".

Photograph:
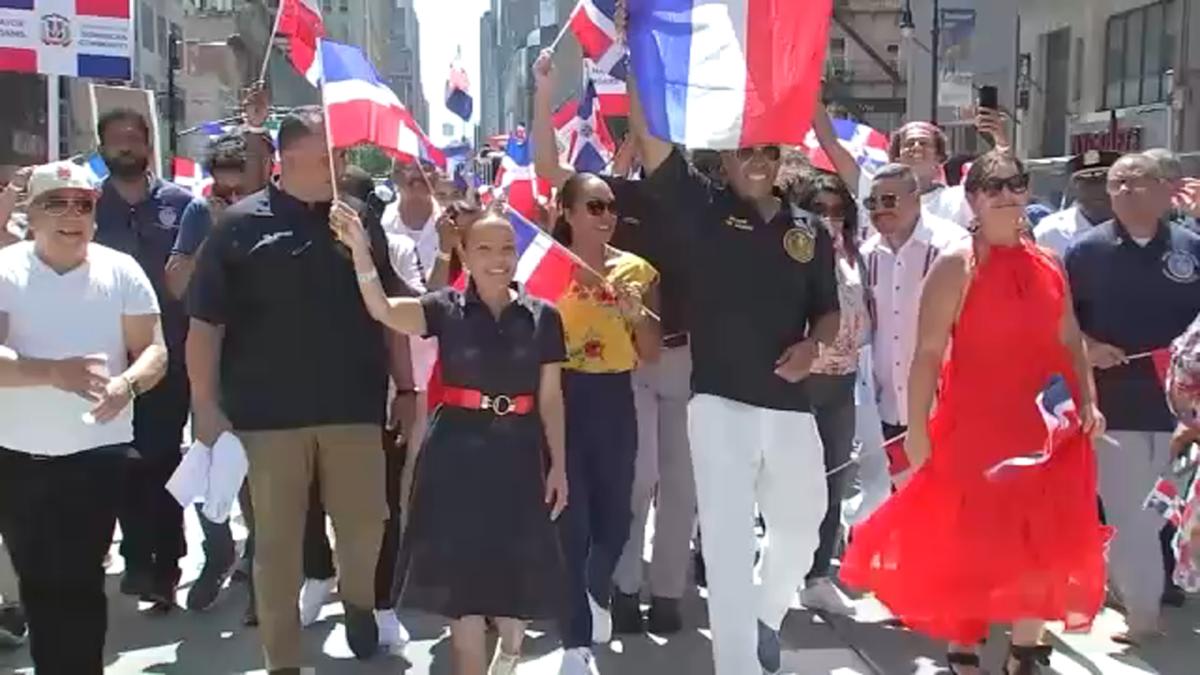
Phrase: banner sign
[{"left": 0, "top": 0, "right": 133, "bottom": 80}]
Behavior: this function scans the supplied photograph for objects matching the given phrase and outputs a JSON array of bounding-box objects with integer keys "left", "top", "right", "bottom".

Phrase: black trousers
[
  {"left": 118, "top": 372, "right": 189, "bottom": 576},
  {"left": 0, "top": 446, "right": 126, "bottom": 675},
  {"left": 303, "top": 427, "right": 406, "bottom": 607},
  {"left": 805, "top": 373, "right": 857, "bottom": 580}
]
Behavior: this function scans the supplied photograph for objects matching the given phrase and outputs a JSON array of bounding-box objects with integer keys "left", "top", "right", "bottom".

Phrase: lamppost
[{"left": 901, "top": 0, "right": 940, "bottom": 123}]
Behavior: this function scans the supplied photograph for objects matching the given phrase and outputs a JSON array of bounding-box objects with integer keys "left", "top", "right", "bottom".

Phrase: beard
[{"left": 103, "top": 151, "right": 149, "bottom": 179}]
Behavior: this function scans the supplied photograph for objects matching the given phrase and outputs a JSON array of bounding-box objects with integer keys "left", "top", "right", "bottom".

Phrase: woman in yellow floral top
[
  {"left": 786, "top": 170, "right": 875, "bottom": 616},
  {"left": 551, "top": 172, "right": 660, "bottom": 662}
]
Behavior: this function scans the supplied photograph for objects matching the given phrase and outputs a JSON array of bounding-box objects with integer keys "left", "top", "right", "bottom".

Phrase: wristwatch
[{"left": 122, "top": 374, "right": 141, "bottom": 399}]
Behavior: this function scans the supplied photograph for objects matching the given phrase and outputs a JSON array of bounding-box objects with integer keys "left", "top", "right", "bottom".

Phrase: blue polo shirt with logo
[{"left": 1065, "top": 219, "right": 1200, "bottom": 432}]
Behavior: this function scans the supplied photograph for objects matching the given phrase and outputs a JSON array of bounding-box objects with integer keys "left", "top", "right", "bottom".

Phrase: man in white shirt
[
  {"left": 381, "top": 160, "right": 443, "bottom": 274},
  {"left": 1034, "top": 150, "right": 1118, "bottom": 257},
  {"left": 860, "top": 164, "right": 965, "bottom": 442},
  {"left": 0, "top": 160, "right": 167, "bottom": 674}
]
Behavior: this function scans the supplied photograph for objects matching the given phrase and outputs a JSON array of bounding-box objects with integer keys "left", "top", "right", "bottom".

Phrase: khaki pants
[
  {"left": 240, "top": 424, "right": 387, "bottom": 670},
  {"left": 0, "top": 537, "right": 19, "bottom": 604}
]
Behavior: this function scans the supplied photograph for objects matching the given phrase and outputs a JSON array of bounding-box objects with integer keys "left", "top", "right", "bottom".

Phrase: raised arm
[
  {"left": 627, "top": 70, "right": 673, "bottom": 175},
  {"left": 330, "top": 202, "right": 427, "bottom": 335},
  {"left": 811, "top": 102, "right": 862, "bottom": 190},
  {"left": 532, "top": 49, "right": 574, "bottom": 190},
  {"left": 906, "top": 250, "right": 971, "bottom": 467}
]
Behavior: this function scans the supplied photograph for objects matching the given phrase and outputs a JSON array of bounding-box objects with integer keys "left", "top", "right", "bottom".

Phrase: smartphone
[{"left": 977, "top": 85, "right": 999, "bottom": 145}]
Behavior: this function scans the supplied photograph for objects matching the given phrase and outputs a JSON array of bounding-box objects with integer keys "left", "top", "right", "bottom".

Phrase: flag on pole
[
  {"left": 803, "top": 118, "right": 890, "bottom": 175},
  {"left": 171, "top": 157, "right": 212, "bottom": 198},
  {"left": 1150, "top": 347, "right": 1172, "bottom": 386},
  {"left": 567, "top": 0, "right": 627, "bottom": 78},
  {"left": 445, "top": 54, "right": 473, "bottom": 122},
  {"left": 1145, "top": 476, "right": 1184, "bottom": 526},
  {"left": 584, "top": 58, "right": 629, "bottom": 117},
  {"left": 0, "top": 0, "right": 134, "bottom": 79},
  {"left": 553, "top": 81, "right": 616, "bottom": 174},
  {"left": 627, "top": 0, "right": 833, "bottom": 149},
  {"left": 986, "top": 374, "right": 1080, "bottom": 479},
  {"left": 494, "top": 126, "right": 551, "bottom": 222},
  {"left": 317, "top": 40, "right": 441, "bottom": 165},
  {"left": 277, "top": 0, "right": 326, "bottom": 86}
]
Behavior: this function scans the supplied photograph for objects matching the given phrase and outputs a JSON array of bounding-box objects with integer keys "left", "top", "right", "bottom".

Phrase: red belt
[{"left": 441, "top": 386, "right": 535, "bottom": 416}]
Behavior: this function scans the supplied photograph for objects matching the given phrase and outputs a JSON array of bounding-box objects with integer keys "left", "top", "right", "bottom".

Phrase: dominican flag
[
  {"left": 1145, "top": 477, "right": 1184, "bottom": 526},
  {"left": 584, "top": 58, "right": 629, "bottom": 117},
  {"left": 0, "top": 0, "right": 133, "bottom": 79},
  {"left": 494, "top": 127, "right": 551, "bottom": 222},
  {"left": 171, "top": 157, "right": 213, "bottom": 198},
  {"left": 1150, "top": 347, "right": 1172, "bottom": 386},
  {"left": 567, "top": 0, "right": 627, "bottom": 79},
  {"left": 804, "top": 118, "right": 890, "bottom": 175},
  {"left": 554, "top": 81, "right": 616, "bottom": 174},
  {"left": 986, "top": 374, "right": 1080, "bottom": 479},
  {"left": 317, "top": 40, "right": 441, "bottom": 166},
  {"left": 276, "top": 0, "right": 325, "bottom": 86},
  {"left": 628, "top": 0, "right": 832, "bottom": 149},
  {"left": 445, "top": 57, "right": 473, "bottom": 122}
]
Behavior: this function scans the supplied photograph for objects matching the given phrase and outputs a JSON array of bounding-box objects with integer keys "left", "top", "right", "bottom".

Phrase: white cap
[{"left": 27, "top": 161, "right": 96, "bottom": 202}]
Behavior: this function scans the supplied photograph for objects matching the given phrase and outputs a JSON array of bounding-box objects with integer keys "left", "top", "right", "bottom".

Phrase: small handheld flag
[
  {"left": 884, "top": 434, "right": 909, "bottom": 477},
  {"left": 986, "top": 374, "right": 1079, "bottom": 479},
  {"left": 1144, "top": 476, "right": 1183, "bottom": 526}
]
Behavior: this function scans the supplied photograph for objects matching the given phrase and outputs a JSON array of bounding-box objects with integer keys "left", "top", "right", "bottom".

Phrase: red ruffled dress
[{"left": 840, "top": 241, "right": 1112, "bottom": 644}]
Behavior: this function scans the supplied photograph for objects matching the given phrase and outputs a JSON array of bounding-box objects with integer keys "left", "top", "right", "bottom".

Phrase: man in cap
[
  {"left": 0, "top": 160, "right": 167, "bottom": 673},
  {"left": 1034, "top": 149, "right": 1119, "bottom": 257}
]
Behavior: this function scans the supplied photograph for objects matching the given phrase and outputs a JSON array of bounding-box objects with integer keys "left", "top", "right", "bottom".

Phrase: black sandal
[
  {"left": 1005, "top": 644, "right": 1052, "bottom": 675},
  {"left": 946, "top": 651, "right": 981, "bottom": 674}
]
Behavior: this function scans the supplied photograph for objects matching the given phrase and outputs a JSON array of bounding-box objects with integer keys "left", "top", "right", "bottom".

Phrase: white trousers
[
  {"left": 1097, "top": 430, "right": 1173, "bottom": 629},
  {"left": 690, "top": 394, "right": 827, "bottom": 675}
]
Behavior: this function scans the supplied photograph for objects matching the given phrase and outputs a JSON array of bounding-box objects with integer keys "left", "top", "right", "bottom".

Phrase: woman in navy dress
[{"left": 332, "top": 201, "right": 569, "bottom": 675}]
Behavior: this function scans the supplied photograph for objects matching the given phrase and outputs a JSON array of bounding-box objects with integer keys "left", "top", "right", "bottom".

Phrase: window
[
  {"left": 885, "top": 43, "right": 900, "bottom": 71},
  {"left": 1103, "top": 0, "right": 1175, "bottom": 108},
  {"left": 139, "top": 3, "right": 155, "bottom": 52},
  {"left": 156, "top": 16, "right": 168, "bottom": 56},
  {"left": 322, "top": 0, "right": 332, "bottom": 11},
  {"left": 1072, "top": 37, "right": 1083, "bottom": 102},
  {"left": 339, "top": 0, "right": 349, "bottom": 12}
]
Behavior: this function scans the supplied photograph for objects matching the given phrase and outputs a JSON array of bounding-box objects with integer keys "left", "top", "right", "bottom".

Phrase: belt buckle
[{"left": 481, "top": 394, "right": 514, "bottom": 416}]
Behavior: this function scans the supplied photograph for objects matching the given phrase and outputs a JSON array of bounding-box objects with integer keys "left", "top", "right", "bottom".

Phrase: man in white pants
[{"left": 632, "top": 100, "right": 841, "bottom": 674}]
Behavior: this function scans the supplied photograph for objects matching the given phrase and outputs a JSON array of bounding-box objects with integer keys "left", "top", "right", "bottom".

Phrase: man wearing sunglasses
[
  {"left": 1065, "top": 152, "right": 1200, "bottom": 645},
  {"left": 0, "top": 160, "right": 167, "bottom": 673},
  {"left": 1034, "top": 150, "right": 1119, "bottom": 258},
  {"left": 91, "top": 108, "right": 201, "bottom": 612},
  {"left": 630, "top": 80, "right": 841, "bottom": 675},
  {"left": 860, "top": 164, "right": 965, "bottom": 448}
]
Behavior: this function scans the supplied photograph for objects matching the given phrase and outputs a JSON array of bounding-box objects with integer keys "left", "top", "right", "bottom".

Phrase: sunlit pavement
[{"left": 1, "top": 507, "right": 1197, "bottom": 674}]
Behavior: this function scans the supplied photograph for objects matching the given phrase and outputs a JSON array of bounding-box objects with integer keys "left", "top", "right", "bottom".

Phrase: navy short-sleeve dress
[{"left": 394, "top": 283, "right": 569, "bottom": 620}]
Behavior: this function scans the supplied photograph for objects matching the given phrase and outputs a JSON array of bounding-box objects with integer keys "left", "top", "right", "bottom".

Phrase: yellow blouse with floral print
[{"left": 558, "top": 250, "right": 658, "bottom": 373}]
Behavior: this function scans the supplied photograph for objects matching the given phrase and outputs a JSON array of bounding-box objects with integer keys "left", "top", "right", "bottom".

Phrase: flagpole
[
  {"left": 318, "top": 51, "right": 341, "bottom": 203},
  {"left": 548, "top": 6, "right": 576, "bottom": 52},
  {"left": 257, "top": 0, "right": 285, "bottom": 85}
]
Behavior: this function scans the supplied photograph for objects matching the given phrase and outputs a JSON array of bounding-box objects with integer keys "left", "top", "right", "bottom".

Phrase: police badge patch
[
  {"left": 158, "top": 207, "right": 178, "bottom": 228},
  {"left": 1163, "top": 250, "right": 1199, "bottom": 283},
  {"left": 783, "top": 226, "right": 815, "bottom": 263}
]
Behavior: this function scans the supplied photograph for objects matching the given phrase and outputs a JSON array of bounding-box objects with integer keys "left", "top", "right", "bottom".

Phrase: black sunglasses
[
  {"left": 980, "top": 173, "right": 1030, "bottom": 196},
  {"left": 39, "top": 197, "right": 95, "bottom": 217},
  {"left": 863, "top": 193, "right": 906, "bottom": 211},
  {"left": 584, "top": 199, "right": 618, "bottom": 217},
  {"left": 734, "top": 145, "right": 782, "bottom": 162}
]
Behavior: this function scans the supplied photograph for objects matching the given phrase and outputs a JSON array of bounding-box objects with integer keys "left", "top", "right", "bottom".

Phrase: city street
[{"left": 1, "top": 507, "right": 1197, "bottom": 675}]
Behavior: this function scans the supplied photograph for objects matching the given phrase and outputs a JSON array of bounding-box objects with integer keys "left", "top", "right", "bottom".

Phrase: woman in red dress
[{"left": 840, "top": 151, "right": 1111, "bottom": 675}]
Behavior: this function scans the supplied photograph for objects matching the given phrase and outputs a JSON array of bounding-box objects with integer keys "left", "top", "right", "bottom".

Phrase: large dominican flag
[
  {"left": 567, "top": 0, "right": 626, "bottom": 78},
  {"left": 277, "top": 0, "right": 325, "bottom": 85},
  {"left": 318, "top": 40, "right": 440, "bottom": 165},
  {"left": 554, "top": 80, "right": 615, "bottom": 174},
  {"left": 585, "top": 58, "right": 629, "bottom": 117},
  {"left": 627, "top": 0, "right": 832, "bottom": 149},
  {"left": 0, "top": 0, "right": 133, "bottom": 79},
  {"left": 804, "top": 118, "right": 890, "bottom": 175},
  {"left": 444, "top": 58, "right": 473, "bottom": 122}
]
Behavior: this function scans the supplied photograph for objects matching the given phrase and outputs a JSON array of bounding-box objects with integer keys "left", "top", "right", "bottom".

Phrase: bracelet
[
  {"left": 121, "top": 374, "right": 139, "bottom": 399},
  {"left": 357, "top": 269, "right": 379, "bottom": 284}
]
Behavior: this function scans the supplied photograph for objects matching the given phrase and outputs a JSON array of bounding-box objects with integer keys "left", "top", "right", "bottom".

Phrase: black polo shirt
[
  {"left": 643, "top": 150, "right": 839, "bottom": 412},
  {"left": 1065, "top": 219, "right": 1200, "bottom": 431},
  {"left": 187, "top": 184, "right": 404, "bottom": 431}
]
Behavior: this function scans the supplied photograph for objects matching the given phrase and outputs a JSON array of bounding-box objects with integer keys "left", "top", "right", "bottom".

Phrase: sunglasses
[
  {"left": 1106, "top": 177, "right": 1162, "bottom": 196},
  {"left": 980, "top": 173, "right": 1030, "bottom": 196},
  {"left": 734, "top": 145, "right": 782, "bottom": 162},
  {"left": 39, "top": 197, "right": 95, "bottom": 217},
  {"left": 863, "top": 193, "right": 907, "bottom": 211},
  {"left": 584, "top": 199, "right": 618, "bottom": 217}
]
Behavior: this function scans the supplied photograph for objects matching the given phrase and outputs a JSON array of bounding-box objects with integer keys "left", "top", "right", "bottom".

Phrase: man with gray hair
[
  {"left": 1144, "top": 148, "right": 1199, "bottom": 233},
  {"left": 859, "top": 163, "right": 965, "bottom": 444}
]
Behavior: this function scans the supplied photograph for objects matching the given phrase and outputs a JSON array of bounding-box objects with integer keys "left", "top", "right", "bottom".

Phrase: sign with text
[{"left": 0, "top": 0, "right": 133, "bottom": 80}]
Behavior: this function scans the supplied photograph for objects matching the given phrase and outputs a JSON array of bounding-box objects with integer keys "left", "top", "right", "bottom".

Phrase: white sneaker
[
  {"left": 558, "top": 646, "right": 599, "bottom": 675},
  {"left": 488, "top": 646, "right": 521, "bottom": 675},
  {"left": 799, "top": 578, "right": 855, "bottom": 616},
  {"left": 374, "top": 608, "right": 410, "bottom": 648},
  {"left": 588, "top": 593, "right": 612, "bottom": 644},
  {"left": 299, "top": 577, "right": 337, "bottom": 627}
]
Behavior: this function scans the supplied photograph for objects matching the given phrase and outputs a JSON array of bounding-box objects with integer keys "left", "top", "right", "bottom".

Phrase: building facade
[
  {"left": 1017, "top": 0, "right": 1199, "bottom": 158},
  {"left": 384, "top": 0, "right": 428, "bottom": 131},
  {"left": 824, "top": 0, "right": 907, "bottom": 133}
]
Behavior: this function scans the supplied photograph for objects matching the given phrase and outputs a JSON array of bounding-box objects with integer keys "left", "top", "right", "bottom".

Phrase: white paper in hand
[
  {"left": 202, "top": 432, "right": 248, "bottom": 524},
  {"left": 166, "top": 441, "right": 211, "bottom": 507}
]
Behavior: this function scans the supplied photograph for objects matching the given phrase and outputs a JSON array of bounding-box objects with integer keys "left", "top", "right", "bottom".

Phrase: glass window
[
  {"left": 1104, "top": 15, "right": 1124, "bottom": 108},
  {"left": 1073, "top": 37, "right": 1084, "bottom": 102},
  {"left": 139, "top": 3, "right": 156, "bottom": 52},
  {"left": 157, "top": 16, "right": 168, "bottom": 57},
  {"left": 1143, "top": 3, "right": 1163, "bottom": 102},
  {"left": 1122, "top": 9, "right": 1143, "bottom": 107}
]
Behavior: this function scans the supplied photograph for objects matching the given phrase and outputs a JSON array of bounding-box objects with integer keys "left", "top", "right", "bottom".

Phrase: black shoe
[
  {"left": 647, "top": 596, "right": 683, "bottom": 634},
  {"left": 611, "top": 591, "right": 644, "bottom": 634},
  {"left": 693, "top": 549, "right": 707, "bottom": 588},
  {"left": 1163, "top": 583, "right": 1186, "bottom": 608},
  {"left": 243, "top": 586, "right": 259, "bottom": 627},
  {"left": 268, "top": 669, "right": 300, "bottom": 674},
  {"left": 187, "top": 541, "right": 237, "bottom": 611},
  {"left": 144, "top": 566, "right": 181, "bottom": 613},
  {"left": 0, "top": 605, "right": 27, "bottom": 648},
  {"left": 345, "top": 605, "right": 379, "bottom": 660},
  {"left": 232, "top": 555, "right": 252, "bottom": 583},
  {"left": 120, "top": 566, "right": 154, "bottom": 597}
]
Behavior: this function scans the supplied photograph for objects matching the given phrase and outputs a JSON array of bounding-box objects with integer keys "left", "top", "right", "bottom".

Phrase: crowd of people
[{"left": 0, "top": 43, "right": 1199, "bottom": 675}]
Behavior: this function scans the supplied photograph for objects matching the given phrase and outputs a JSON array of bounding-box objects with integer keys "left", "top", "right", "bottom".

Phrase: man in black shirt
[
  {"left": 186, "top": 106, "right": 408, "bottom": 672},
  {"left": 629, "top": 79, "right": 840, "bottom": 675}
]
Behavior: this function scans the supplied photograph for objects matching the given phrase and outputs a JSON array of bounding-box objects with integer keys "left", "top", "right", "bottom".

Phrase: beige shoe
[{"left": 489, "top": 646, "right": 520, "bottom": 675}]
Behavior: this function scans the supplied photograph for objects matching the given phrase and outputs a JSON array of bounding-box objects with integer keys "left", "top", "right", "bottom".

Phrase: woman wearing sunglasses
[
  {"left": 840, "top": 151, "right": 1110, "bottom": 675},
  {"left": 550, "top": 171, "right": 661, "bottom": 673}
]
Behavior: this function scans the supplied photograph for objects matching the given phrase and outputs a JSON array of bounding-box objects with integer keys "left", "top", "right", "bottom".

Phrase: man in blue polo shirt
[
  {"left": 1065, "top": 152, "right": 1200, "bottom": 644},
  {"left": 92, "top": 108, "right": 197, "bottom": 611}
]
